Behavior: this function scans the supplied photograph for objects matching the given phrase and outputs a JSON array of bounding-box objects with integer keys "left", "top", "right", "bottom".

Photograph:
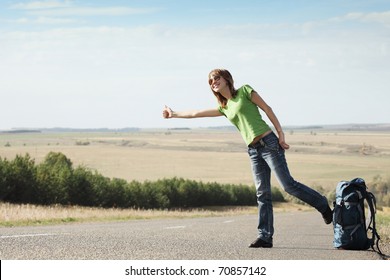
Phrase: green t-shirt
[{"left": 218, "top": 85, "right": 271, "bottom": 146}]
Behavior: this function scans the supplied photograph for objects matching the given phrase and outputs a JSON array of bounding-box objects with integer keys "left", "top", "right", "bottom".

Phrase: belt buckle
[{"left": 259, "top": 139, "right": 265, "bottom": 147}]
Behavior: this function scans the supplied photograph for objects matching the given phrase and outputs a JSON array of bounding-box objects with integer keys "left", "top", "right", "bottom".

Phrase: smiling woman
[{"left": 163, "top": 68, "right": 334, "bottom": 248}]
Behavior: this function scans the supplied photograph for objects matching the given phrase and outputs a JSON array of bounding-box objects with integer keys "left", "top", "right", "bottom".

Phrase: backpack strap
[
  {"left": 356, "top": 190, "right": 366, "bottom": 226},
  {"left": 365, "top": 192, "right": 384, "bottom": 257}
]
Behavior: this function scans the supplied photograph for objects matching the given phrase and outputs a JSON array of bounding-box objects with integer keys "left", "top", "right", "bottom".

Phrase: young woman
[{"left": 162, "top": 69, "right": 333, "bottom": 248}]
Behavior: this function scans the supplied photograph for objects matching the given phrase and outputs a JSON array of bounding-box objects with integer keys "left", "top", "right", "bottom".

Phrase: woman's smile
[
  {"left": 209, "top": 75, "right": 227, "bottom": 92},
  {"left": 212, "top": 82, "right": 220, "bottom": 91}
]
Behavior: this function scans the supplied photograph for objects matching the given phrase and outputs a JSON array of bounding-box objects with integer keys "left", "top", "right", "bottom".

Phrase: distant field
[{"left": 0, "top": 128, "right": 389, "bottom": 191}]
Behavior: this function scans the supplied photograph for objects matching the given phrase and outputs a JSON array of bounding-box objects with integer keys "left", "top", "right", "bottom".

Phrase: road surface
[{"left": 0, "top": 211, "right": 384, "bottom": 260}]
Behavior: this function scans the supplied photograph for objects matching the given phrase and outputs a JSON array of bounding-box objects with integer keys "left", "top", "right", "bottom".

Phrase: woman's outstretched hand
[{"left": 163, "top": 105, "right": 173, "bottom": 119}]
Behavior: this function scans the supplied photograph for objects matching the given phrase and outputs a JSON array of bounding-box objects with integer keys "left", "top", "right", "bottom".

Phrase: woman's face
[{"left": 209, "top": 74, "right": 228, "bottom": 92}]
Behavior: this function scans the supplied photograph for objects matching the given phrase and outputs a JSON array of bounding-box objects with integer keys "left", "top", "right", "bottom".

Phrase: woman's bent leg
[{"left": 261, "top": 133, "right": 329, "bottom": 213}]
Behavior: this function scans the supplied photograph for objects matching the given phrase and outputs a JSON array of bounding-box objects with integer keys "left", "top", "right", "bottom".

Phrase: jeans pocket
[
  {"left": 263, "top": 134, "right": 280, "bottom": 151},
  {"left": 247, "top": 146, "right": 258, "bottom": 157}
]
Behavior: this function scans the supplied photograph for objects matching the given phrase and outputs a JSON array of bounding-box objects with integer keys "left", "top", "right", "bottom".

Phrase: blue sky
[{"left": 0, "top": 0, "right": 389, "bottom": 129}]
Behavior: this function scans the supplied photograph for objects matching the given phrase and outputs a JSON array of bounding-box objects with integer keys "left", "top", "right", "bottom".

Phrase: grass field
[
  {"left": 1, "top": 128, "right": 389, "bottom": 190},
  {"left": 1, "top": 202, "right": 315, "bottom": 227}
]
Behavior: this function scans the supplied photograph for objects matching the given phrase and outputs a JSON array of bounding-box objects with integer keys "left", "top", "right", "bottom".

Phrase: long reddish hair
[{"left": 208, "top": 69, "right": 236, "bottom": 108}]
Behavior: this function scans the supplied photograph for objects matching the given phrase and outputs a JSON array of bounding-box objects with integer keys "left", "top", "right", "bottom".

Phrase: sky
[{"left": 0, "top": 0, "right": 389, "bottom": 130}]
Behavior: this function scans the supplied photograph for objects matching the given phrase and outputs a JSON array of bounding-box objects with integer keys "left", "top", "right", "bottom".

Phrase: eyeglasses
[{"left": 208, "top": 75, "right": 221, "bottom": 85}]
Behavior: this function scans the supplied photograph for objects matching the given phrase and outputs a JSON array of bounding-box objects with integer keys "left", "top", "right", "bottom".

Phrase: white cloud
[
  {"left": 7, "top": 16, "right": 80, "bottom": 25},
  {"left": 35, "top": 16, "right": 79, "bottom": 24},
  {"left": 27, "top": 6, "right": 160, "bottom": 17},
  {"left": 10, "top": 0, "right": 72, "bottom": 10},
  {"left": 361, "top": 11, "right": 390, "bottom": 26},
  {"left": 331, "top": 10, "right": 390, "bottom": 27},
  {"left": 8, "top": 17, "right": 30, "bottom": 24},
  {"left": 9, "top": 0, "right": 160, "bottom": 18}
]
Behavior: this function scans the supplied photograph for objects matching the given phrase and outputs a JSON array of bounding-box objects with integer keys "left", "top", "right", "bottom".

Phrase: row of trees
[
  {"left": 2, "top": 152, "right": 388, "bottom": 208},
  {"left": 0, "top": 152, "right": 285, "bottom": 209}
]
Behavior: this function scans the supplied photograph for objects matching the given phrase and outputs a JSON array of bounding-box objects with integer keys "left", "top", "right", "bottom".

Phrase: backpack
[{"left": 333, "top": 178, "right": 382, "bottom": 255}]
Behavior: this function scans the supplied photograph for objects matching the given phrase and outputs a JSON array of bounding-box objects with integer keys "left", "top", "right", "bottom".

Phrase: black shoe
[
  {"left": 249, "top": 238, "right": 273, "bottom": 248},
  {"left": 322, "top": 206, "right": 333, "bottom": 225}
]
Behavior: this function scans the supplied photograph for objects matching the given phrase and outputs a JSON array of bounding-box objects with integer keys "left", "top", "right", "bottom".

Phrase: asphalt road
[{"left": 0, "top": 211, "right": 385, "bottom": 260}]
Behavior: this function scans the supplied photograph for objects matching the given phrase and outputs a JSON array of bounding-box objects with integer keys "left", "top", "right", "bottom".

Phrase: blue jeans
[{"left": 247, "top": 132, "right": 329, "bottom": 243}]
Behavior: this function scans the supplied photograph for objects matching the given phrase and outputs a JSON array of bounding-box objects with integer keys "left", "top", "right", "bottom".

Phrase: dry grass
[
  {"left": 377, "top": 207, "right": 390, "bottom": 238},
  {"left": 0, "top": 202, "right": 312, "bottom": 227},
  {"left": 0, "top": 203, "right": 276, "bottom": 226}
]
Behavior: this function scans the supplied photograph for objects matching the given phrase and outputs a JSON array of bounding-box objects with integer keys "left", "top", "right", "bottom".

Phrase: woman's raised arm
[{"left": 163, "top": 105, "right": 223, "bottom": 119}]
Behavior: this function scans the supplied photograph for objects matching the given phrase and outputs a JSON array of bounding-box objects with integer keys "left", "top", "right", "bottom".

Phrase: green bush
[
  {"left": 86, "top": 172, "right": 111, "bottom": 207},
  {"left": 178, "top": 179, "right": 206, "bottom": 207},
  {"left": 127, "top": 180, "right": 145, "bottom": 208},
  {"left": 69, "top": 166, "right": 96, "bottom": 206},
  {"left": 132, "top": 181, "right": 164, "bottom": 209},
  {"left": 108, "top": 178, "right": 130, "bottom": 208},
  {"left": 35, "top": 152, "right": 73, "bottom": 205},
  {"left": 0, "top": 157, "right": 8, "bottom": 200},
  {"left": 0, "top": 155, "right": 37, "bottom": 203},
  {"left": 0, "top": 152, "right": 286, "bottom": 209}
]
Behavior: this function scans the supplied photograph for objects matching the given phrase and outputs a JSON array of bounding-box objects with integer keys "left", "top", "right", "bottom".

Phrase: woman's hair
[{"left": 208, "top": 69, "right": 236, "bottom": 108}]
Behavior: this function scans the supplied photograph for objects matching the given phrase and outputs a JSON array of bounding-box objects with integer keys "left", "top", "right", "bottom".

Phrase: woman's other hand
[{"left": 278, "top": 132, "right": 290, "bottom": 150}]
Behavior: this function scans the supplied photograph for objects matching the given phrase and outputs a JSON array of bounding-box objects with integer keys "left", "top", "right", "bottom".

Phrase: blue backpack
[{"left": 333, "top": 178, "right": 382, "bottom": 254}]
